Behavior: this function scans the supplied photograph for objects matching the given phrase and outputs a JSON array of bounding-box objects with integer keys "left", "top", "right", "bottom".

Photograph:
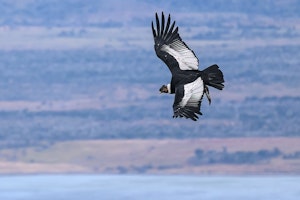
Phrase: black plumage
[{"left": 152, "top": 12, "right": 225, "bottom": 121}]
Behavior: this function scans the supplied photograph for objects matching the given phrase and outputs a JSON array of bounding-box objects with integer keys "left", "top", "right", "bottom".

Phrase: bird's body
[{"left": 152, "top": 12, "right": 224, "bottom": 121}]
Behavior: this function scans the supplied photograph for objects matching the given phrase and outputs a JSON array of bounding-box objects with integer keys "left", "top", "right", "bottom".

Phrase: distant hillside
[
  {"left": 1, "top": 0, "right": 299, "bottom": 26},
  {"left": 1, "top": 138, "right": 300, "bottom": 175},
  {"left": 0, "top": 0, "right": 299, "bottom": 146}
]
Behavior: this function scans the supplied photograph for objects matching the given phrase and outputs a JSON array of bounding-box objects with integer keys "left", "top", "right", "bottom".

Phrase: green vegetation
[{"left": 189, "top": 148, "right": 282, "bottom": 165}]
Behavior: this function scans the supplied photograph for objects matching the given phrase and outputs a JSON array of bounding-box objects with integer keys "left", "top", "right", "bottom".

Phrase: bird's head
[{"left": 159, "top": 85, "right": 169, "bottom": 93}]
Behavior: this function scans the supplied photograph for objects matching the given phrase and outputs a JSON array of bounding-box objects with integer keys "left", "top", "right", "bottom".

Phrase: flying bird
[{"left": 151, "top": 12, "right": 225, "bottom": 121}]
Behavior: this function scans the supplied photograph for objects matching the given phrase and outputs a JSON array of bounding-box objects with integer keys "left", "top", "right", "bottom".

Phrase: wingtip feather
[
  {"left": 155, "top": 13, "right": 160, "bottom": 36},
  {"left": 161, "top": 12, "right": 165, "bottom": 36},
  {"left": 164, "top": 14, "right": 171, "bottom": 38},
  {"left": 151, "top": 21, "right": 156, "bottom": 38}
]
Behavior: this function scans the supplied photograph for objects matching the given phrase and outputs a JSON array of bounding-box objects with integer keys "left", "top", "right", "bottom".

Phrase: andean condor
[{"left": 151, "top": 12, "right": 225, "bottom": 121}]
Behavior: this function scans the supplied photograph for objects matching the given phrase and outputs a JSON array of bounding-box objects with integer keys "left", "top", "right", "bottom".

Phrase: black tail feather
[{"left": 202, "top": 64, "right": 224, "bottom": 90}]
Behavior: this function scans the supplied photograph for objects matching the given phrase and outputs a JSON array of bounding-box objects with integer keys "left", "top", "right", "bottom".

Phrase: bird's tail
[{"left": 202, "top": 64, "right": 224, "bottom": 90}]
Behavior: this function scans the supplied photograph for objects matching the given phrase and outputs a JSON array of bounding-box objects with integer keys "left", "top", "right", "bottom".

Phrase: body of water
[{"left": 0, "top": 175, "right": 299, "bottom": 200}]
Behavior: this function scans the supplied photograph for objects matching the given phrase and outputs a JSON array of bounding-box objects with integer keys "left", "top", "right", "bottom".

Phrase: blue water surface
[{"left": 0, "top": 175, "right": 299, "bottom": 200}]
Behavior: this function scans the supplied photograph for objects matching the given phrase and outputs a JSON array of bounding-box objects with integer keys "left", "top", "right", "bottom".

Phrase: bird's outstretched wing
[
  {"left": 152, "top": 12, "right": 199, "bottom": 74},
  {"left": 173, "top": 78, "right": 204, "bottom": 121}
]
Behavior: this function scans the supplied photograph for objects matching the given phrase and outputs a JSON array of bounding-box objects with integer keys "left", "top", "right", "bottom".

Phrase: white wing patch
[
  {"left": 180, "top": 77, "right": 204, "bottom": 108},
  {"left": 161, "top": 38, "right": 199, "bottom": 71}
]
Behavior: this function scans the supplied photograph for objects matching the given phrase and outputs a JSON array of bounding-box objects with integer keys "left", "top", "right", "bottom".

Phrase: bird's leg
[{"left": 204, "top": 85, "right": 211, "bottom": 105}]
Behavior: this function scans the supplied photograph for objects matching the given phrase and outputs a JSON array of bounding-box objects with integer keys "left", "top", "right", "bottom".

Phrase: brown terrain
[{"left": 0, "top": 137, "right": 299, "bottom": 175}]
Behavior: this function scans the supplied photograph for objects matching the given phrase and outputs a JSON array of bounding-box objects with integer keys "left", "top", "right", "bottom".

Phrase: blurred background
[{"left": 0, "top": 0, "right": 299, "bottom": 175}]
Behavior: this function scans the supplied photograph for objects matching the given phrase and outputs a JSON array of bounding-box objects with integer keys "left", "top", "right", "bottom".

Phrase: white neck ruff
[{"left": 167, "top": 84, "right": 171, "bottom": 94}]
